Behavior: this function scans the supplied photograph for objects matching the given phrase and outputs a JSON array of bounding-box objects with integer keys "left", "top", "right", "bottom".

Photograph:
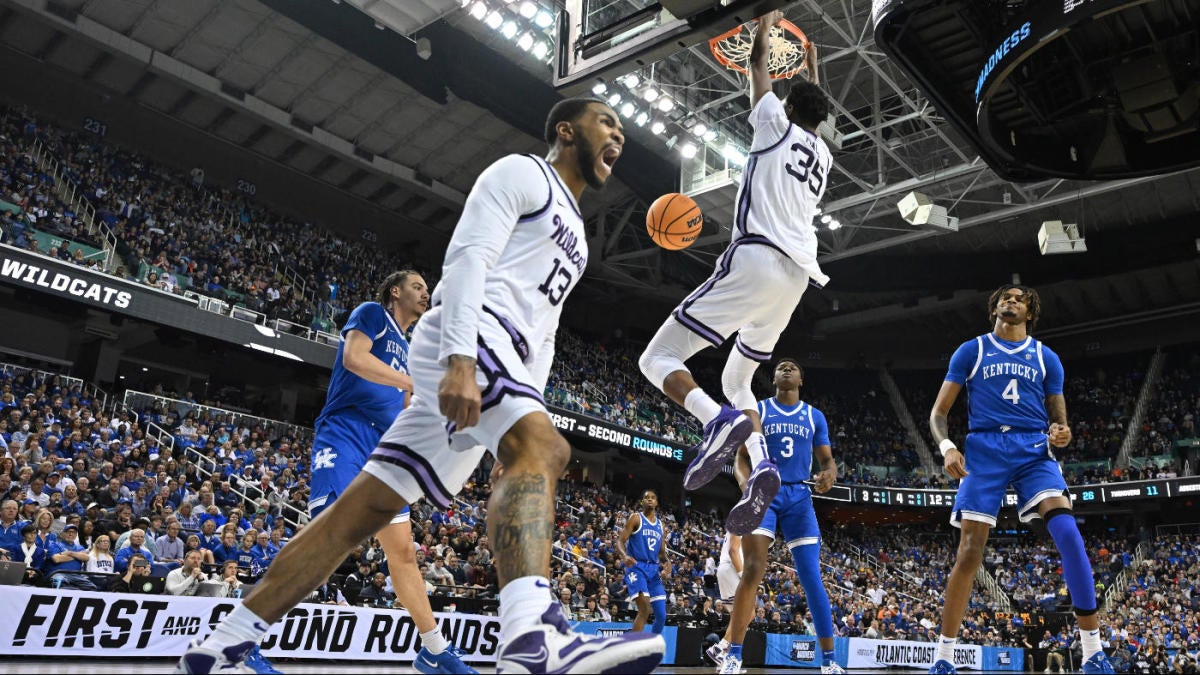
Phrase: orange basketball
[{"left": 646, "top": 193, "right": 703, "bottom": 250}]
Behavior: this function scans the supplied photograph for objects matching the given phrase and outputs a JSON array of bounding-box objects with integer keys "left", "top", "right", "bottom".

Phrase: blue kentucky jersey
[
  {"left": 756, "top": 398, "right": 831, "bottom": 483},
  {"left": 317, "top": 302, "right": 410, "bottom": 429},
  {"left": 946, "top": 333, "right": 1064, "bottom": 432},
  {"left": 628, "top": 513, "right": 663, "bottom": 565}
]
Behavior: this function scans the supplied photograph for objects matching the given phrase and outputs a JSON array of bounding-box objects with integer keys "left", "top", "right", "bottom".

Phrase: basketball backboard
[{"left": 553, "top": 0, "right": 793, "bottom": 95}]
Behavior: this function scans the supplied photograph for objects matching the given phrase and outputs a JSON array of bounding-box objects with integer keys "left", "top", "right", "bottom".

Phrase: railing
[
  {"left": 0, "top": 361, "right": 84, "bottom": 392},
  {"left": 552, "top": 547, "right": 608, "bottom": 583},
  {"left": 26, "top": 137, "right": 118, "bottom": 272},
  {"left": 1103, "top": 540, "right": 1152, "bottom": 614},
  {"left": 880, "top": 366, "right": 940, "bottom": 474},
  {"left": 122, "top": 390, "right": 313, "bottom": 443},
  {"left": 175, "top": 438, "right": 308, "bottom": 531},
  {"left": 975, "top": 566, "right": 1013, "bottom": 611},
  {"left": 1116, "top": 349, "right": 1166, "bottom": 468},
  {"left": 179, "top": 290, "right": 341, "bottom": 346}
]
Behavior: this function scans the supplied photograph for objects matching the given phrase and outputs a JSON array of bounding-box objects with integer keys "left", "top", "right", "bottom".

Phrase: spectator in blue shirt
[
  {"left": 17, "top": 524, "right": 47, "bottom": 584},
  {"left": 0, "top": 499, "right": 26, "bottom": 558},
  {"left": 211, "top": 529, "right": 240, "bottom": 565},
  {"left": 113, "top": 528, "right": 155, "bottom": 573},
  {"left": 44, "top": 524, "right": 95, "bottom": 590},
  {"left": 250, "top": 531, "right": 276, "bottom": 568}
]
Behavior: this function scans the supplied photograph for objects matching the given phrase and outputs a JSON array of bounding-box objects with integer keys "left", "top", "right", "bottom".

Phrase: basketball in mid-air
[{"left": 646, "top": 192, "right": 703, "bottom": 250}]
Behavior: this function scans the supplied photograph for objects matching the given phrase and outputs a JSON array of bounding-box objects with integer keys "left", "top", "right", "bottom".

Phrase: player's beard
[{"left": 574, "top": 130, "right": 605, "bottom": 190}]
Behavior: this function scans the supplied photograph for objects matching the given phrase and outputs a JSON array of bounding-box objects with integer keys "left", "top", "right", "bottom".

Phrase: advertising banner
[
  {"left": 546, "top": 408, "right": 687, "bottom": 463},
  {"left": 572, "top": 621, "right": 678, "bottom": 665},
  {"left": 0, "top": 586, "right": 499, "bottom": 662},
  {"left": 845, "top": 637, "right": 1022, "bottom": 671}
]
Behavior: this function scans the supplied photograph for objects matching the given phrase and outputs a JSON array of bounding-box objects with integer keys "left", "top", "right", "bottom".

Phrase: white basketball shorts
[
  {"left": 671, "top": 234, "right": 812, "bottom": 360},
  {"left": 362, "top": 306, "right": 546, "bottom": 508},
  {"left": 717, "top": 562, "right": 741, "bottom": 602}
]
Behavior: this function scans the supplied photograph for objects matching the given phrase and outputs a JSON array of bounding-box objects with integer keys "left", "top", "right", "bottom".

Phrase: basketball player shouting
[
  {"left": 177, "top": 98, "right": 665, "bottom": 674},
  {"left": 304, "top": 269, "right": 475, "bottom": 674},
  {"left": 927, "top": 284, "right": 1114, "bottom": 675},
  {"left": 639, "top": 9, "right": 831, "bottom": 535}
]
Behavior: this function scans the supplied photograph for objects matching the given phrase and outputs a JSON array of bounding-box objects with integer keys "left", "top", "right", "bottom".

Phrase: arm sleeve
[
  {"left": 944, "top": 340, "right": 979, "bottom": 385},
  {"left": 748, "top": 92, "right": 792, "bottom": 152},
  {"left": 1042, "top": 346, "right": 1065, "bottom": 397},
  {"left": 438, "top": 155, "right": 551, "bottom": 364},
  {"left": 812, "top": 408, "right": 831, "bottom": 448},
  {"left": 341, "top": 303, "right": 387, "bottom": 341}
]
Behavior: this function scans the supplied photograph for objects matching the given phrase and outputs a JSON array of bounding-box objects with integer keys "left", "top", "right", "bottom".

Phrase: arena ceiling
[{"left": 2, "top": 0, "right": 1198, "bottom": 342}]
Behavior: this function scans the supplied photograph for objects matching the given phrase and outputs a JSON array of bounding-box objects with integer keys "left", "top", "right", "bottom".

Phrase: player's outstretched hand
[
  {"left": 1048, "top": 422, "right": 1072, "bottom": 448},
  {"left": 439, "top": 355, "right": 481, "bottom": 430},
  {"left": 944, "top": 447, "right": 968, "bottom": 480},
  {"left": 811, "top": 469, "right": 835, "bottom": 494},
  {"left": 758, "top": 9, "right": 783, "bottom": 28}
]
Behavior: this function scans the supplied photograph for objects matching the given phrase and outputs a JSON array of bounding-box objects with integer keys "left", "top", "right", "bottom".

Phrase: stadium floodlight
[
  {"left": 531, "top": 40, "right": 549, "bottom": 59},
  {"left": 534, "top": 10, "right": 554, "bottom": 28},
  {"left": 501, "top": 21, "right": 518, "bottom": 39},
  {"left": 635, "top": 111, "right": 649, "bottom": 126},
  {"left": 469, "top": 1, "right": 487, "bottom": 20},
  {"left": 621, "top": 73, "right": 640, "bottom": 88},
  {"left": 828, "top": 219, "right": 843, "bottom": 230},
  {"left": 519, "top": 1, "right": 537, "bottom": 18},
  {"left": 517, "top": 32, "right": 534, "bottom": 50},
  {"left": 642, "top": 86, "right": 660, "bottom": 102},
  {"left": 651, "top": 120, "right": 666, "bottom": 135},
  {"left": 702, "top": 129, "right": 718, "bottom": 142},
  {"left": 680, "top": 142, "right": 698, "bottom": 159},
  {"left": 484, "top": 11, "right": 503, "bottom": 29},
  {"left": 820, "top": 214, "right": 833, "bottom": 224},
  {"left": 897, "top": 191, "right": 959, "bottom": 231},
  {"left": 657, "top": 97, "right": 674, "bottom": 112},
  {"left": 1038, "top": 220, "right": 1087, "bottom": 255},
  {"left": 620, "top": 102, "right": 636, "bottom": 117},
  {"left": 691, "top": 122, "right": 707, "bottom": 137},
  {"left": 722, "top": 145, "right": 746, "bottom": 167},
  {"left": 592, "top": 81, "right": 607, "bottom": 95},
  {"left": 607, "top": 92, "right": 621, "bottom": 106}
]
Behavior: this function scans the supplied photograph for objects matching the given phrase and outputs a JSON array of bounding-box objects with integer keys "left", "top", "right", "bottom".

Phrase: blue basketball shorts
[
  {"left": 752, "top": 482, "right": 821, "bottom": 548},
  {"left": 309, "top": 415, "right": 410, "bottom": 524},
  {"left": 952, "top": 430, "right": 1069, "bottom": 528},
  {"left": 625, "top": 562, "right": 665, "bottom": 603}
]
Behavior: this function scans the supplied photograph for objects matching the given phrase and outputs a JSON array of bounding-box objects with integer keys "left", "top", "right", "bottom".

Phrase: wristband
[{"left": 938, "top": 438, "right": 958, "bottom": 457}]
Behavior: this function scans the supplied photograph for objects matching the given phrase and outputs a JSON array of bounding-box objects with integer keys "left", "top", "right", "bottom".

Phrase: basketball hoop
[{"left": 709, "top": 18, "right": 810, "bottom": 80}]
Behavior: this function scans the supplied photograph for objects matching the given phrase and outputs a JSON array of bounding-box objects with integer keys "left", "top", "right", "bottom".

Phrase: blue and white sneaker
[
  {"left": 174, "top": 639, "right": 256, "bottom": 674},
  {"left": 683, "top": 405, "right": 753, "bottom": 490},
  {"left": 704, "top": 641, "right": 728, "bottom": 666},
  {"left": 497, "top": 604, "right": 664, "bottom": 674},
  {"left": 725, "top": 458, "right": 780, "bottom": 535},
  {"left": 243, "top": 646, "right": 281, "bottom": 674},
  {"left": 414, "top": 645, "right": 478, "bottom": 674},
  {"left": 928, "top": 658, "right": 957, "bottom": 674},
  {"left": 1082, "top": 651, "right": 1116, "bottom": 674}
]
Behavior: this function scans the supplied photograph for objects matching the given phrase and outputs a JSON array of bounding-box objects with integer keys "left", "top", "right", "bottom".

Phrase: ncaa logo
[
  {"left": 997, "top": 651, "right": 1012, "bottom": 665},
  {"left": 791, "top": 640, "right": 816, "bottom": 662}
]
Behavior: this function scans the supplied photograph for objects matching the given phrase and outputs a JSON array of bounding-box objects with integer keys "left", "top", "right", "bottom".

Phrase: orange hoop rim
[{"left": 708, "top": 18, "right": 810, "bottom": 80}]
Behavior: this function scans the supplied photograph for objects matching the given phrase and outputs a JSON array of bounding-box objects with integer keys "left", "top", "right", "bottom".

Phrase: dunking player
[
  {"left": 711, "top": 359, "right": 844, "bottom": 675},
  {"left": 616, "top": 490, "right": 668, "bottom": 635},
  {"left": 927, "top": 284, "right": 1114, "bottom": 675},
  {"left": 305, "top": 270, "right": 475, "bottom": 674},
  {"left": 177, "top": 98, "right": 665, "bottom": 674},
  {"left": 638, "top": 9, "right": 831, "bottom": 535}
]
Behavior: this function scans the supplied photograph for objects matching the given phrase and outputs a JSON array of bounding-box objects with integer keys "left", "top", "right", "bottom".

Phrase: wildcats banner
[{"left": 0, "top": 587, "right": 499, "bottom": 662}]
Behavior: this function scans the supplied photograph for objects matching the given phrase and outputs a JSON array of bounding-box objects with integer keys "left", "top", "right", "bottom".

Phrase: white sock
[
  {"left": 499, "top": 576, "right": 554, "bottom": 640},
  {"left": 684, "top": 389, "right": 722, "bottom": 426},
  {"left": 420, "top": 626, "right": 448, "bottom": 655},
  {"left": 936, "top": 635, "right": 957, "bottom": 663},
  {"left": 1080, "top": 628, "right": 1102, "bottom": 661},
  {"left": 745, "top": 432, "right": 767, "bottom": 466},
  {"left": 200, "top": 604, "right": 270, "bottom": 654}
]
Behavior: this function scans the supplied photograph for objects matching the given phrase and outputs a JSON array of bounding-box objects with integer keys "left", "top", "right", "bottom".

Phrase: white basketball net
[{"left": 715, "top": 24, "right": 807, "bottom": 78}]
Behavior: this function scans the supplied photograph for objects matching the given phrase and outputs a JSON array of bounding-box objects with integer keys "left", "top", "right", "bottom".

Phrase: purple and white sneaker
[
  {"left": 174, "top": 639, "right": 257, "bottom": 674},
  {"left": 725, "top": 459, "right": 780, "bottom": 535},
  {"left": 683, "top": 405, "right": 752, "bottom": 491},
  {"left": 497, "top": 604, "right": 664, "bottom": 674}
]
